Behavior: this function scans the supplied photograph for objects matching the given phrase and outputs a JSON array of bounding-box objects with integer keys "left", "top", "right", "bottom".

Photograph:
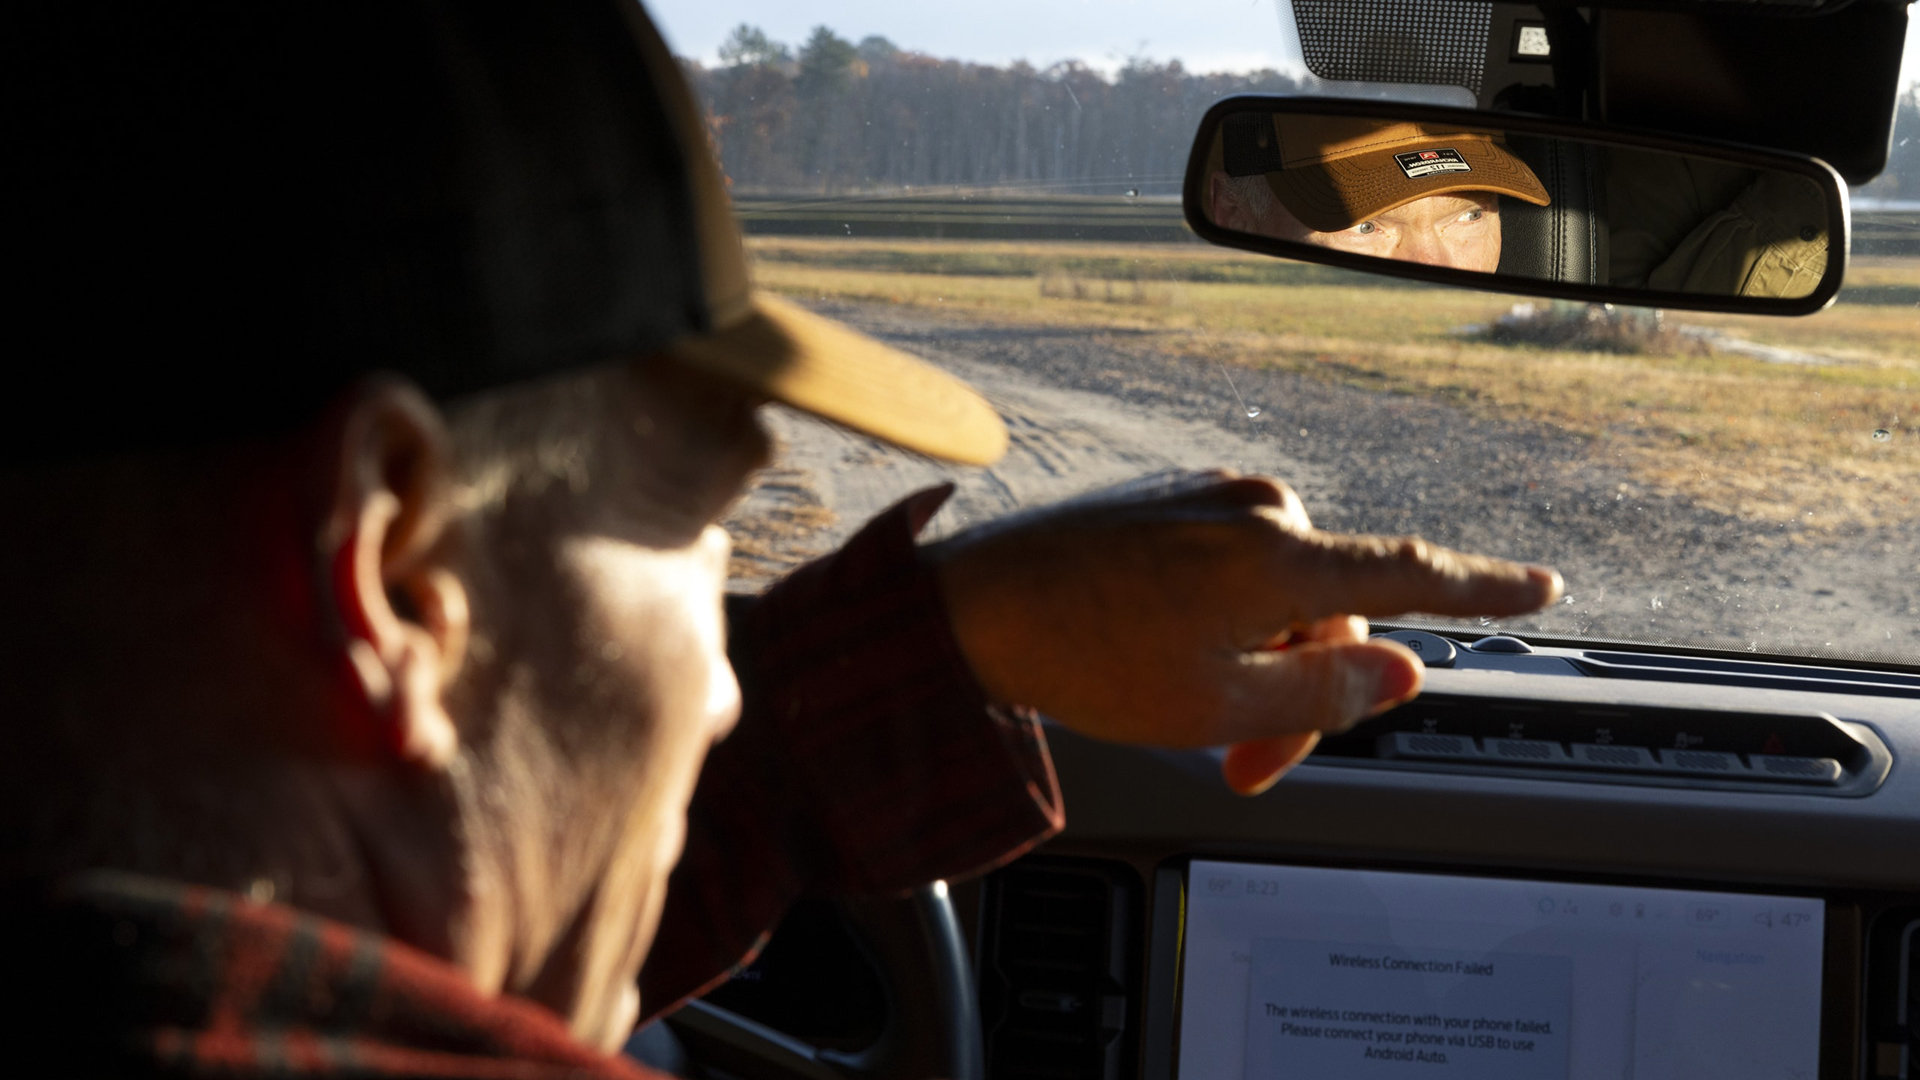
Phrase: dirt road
[{"left": 727, "top": 299, "right": 1920, "bottom": 661}]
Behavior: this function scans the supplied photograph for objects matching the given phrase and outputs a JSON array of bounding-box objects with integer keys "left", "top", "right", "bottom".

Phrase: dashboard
[{"left": 968, "top": 629, "right": 1920, "bottom": 1080}]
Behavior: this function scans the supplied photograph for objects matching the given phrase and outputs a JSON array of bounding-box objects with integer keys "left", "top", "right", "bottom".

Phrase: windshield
[{"left": 652, "top": 0, "right": 1920, "bottom": 665}]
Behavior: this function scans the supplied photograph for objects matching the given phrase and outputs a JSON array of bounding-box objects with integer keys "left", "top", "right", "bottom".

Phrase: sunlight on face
[
  {"left": 472, "top": 358, "right": 770, "bottom": 1051},
  {"left": 1305, "top": 193, "right": 1503, "bottom": 272},
  {"left": 557, "top": 523, "right": 740, "bottom": 1050},
  {"left": 1208, "top": 173, "right": 1507, "bottom": 275}
]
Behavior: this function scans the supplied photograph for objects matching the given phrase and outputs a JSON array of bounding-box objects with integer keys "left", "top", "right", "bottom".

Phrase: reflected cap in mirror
[{"left": 1223, "top": 114, "right": 1551, "bottom": 232}]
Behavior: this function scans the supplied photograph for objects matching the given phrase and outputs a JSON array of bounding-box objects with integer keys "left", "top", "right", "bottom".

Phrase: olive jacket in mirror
[{"left": 1607, "top": 149, "right": 1830, "bottom": 299}]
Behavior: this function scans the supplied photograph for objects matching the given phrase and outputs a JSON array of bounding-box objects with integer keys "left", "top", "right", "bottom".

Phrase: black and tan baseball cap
[
  {"left": 9, "top": 0, "right": 1006, "bottom": 465},
  {"left": 1223, "top": 114, "right": 1550, "bottom": 233}
]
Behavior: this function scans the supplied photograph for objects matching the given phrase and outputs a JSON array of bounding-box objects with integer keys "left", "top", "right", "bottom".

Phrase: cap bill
[
  {"left": 668, "top": 293, "right": 1009, "bottom": 466},
  {"left": 626, "top": 2, "right": 1006, "bottom": 468},
  {"left": 1267, "top": 137, "right": 1551, "bottom": 233}
]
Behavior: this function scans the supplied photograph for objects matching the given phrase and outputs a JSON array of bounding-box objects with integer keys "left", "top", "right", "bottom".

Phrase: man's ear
[{"left": 315, "top": 378, "right": 469, "bottom": 769}]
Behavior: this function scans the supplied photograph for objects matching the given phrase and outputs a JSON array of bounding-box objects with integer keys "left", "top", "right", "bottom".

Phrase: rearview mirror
[{"left": 1183, "top": 97, "right": 1849, "bottom": 315}]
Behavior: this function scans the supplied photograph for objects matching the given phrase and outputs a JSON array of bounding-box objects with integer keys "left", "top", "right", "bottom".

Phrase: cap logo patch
[{"left": 1394, "top": 147, "right": 1471, "bottom": 179}]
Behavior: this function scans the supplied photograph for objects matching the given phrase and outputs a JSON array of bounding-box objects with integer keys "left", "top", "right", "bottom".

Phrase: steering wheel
[{"left": 661, "top": 882, "right": 984, "bottom": 1080}]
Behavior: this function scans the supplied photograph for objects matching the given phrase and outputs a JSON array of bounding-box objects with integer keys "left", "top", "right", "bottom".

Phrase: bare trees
[
  {"left": 688, "top": 27, "right": 1304, "bottom": 195},
  {"left": 695, "top": 27, "right": 1920, "bottom": 203}
]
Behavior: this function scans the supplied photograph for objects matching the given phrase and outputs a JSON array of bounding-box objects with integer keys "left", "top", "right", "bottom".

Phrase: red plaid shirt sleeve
[{"left": 639, "top": 485, "right": 1065, "bottom": 1020}]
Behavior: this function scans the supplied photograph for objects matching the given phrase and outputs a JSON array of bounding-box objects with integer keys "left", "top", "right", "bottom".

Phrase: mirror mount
[{"left": 1182, "top": 95, "right": 1850, "bottom": 316}]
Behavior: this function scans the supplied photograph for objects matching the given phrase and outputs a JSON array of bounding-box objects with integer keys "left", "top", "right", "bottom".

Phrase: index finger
[{"left": 1281, "top": 529, "right": 1563, "bottom": 620}]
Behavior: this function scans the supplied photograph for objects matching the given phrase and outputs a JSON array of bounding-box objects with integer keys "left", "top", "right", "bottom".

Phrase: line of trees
[
  {"left": 683, "top": 25, "right": 1306, "bottom": 195},
  {"left": 684, "top": 24, "right": 1920, "bottom": 202}
]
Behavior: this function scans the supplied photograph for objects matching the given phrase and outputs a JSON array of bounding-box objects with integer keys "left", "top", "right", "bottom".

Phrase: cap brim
[
  {"left": 1267, "top": 138, "right": 1550, "bottom": 233},
  {"left": 667, "top": 292, "right": 1009, "bottom": 466}
]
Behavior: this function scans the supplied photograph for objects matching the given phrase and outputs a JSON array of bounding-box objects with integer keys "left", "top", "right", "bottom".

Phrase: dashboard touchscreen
[{"left": 1178, "top": 860, "right": 1825, "bottom": 1080}]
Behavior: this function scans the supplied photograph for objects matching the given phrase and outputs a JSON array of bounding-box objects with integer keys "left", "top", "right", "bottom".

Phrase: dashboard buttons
[
  {"left": 1316, "top": 693, "right": 1890, "bottom": 796},
  {"left": 1483, "top": 737, "right": 1570, "bottom": 763},
  {"left": 1469, "top": 634, "right": 1535, "bottom": 654},
  {"left": 1570, "top": 743, "right": 1657, "bottom": 770},
  {"left": 1658, "top": 749, "right": 1746, "bottom": 777},
  {"left": 1377, "top": 630, "right": 1457, "bottom": 667},
  {"left": 1377, "top": 736, "right": 1849, "bottom": 787},
  {"left": 1748, "top": 754, "right": 1844, "bottom": 785},
  {"left": 1379, "top": 732, "right": 1480, "bottom": 761},
  {"left": 1382, "top": 742, "right": 1850, "bottom": 787}
]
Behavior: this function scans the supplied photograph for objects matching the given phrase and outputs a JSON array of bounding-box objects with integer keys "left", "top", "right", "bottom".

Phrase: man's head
[
  {"left": 5, "top": 341, "right": 770, "bottom": 1049},
  {"left": 5, "top": 0, "right": 1001, "bottom": 1051},
  {"left": 1207, "top": 114, "right": 1550, "bottom": 273}
]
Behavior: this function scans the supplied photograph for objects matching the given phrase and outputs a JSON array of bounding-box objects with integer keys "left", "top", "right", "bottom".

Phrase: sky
[
  {"left": 646, "top": 0, "right": 1304, "bottom": 76},
  {"left": 645, "top": 0, "right": 1920, "bottom": 88}
]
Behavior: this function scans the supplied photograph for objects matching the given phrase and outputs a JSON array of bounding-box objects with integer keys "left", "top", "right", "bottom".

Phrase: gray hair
[{"left": 1224, "top": 172, "right": 1282, "bottom": 224}]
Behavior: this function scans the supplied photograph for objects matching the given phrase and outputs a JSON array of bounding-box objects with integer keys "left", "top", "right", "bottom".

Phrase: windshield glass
[{"left": 652, "top": 0, "right": 1920, "bottom": 665}]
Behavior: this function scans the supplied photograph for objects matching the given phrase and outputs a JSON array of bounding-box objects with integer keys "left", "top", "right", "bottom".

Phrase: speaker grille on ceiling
[{"left": 1292, "top": 0, "right": 1493, "bottom": 95}]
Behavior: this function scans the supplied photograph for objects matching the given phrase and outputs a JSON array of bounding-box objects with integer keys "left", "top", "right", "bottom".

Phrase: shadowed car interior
[{"left": 634, "top": 2, "right": 1920, "bottom": 1078}]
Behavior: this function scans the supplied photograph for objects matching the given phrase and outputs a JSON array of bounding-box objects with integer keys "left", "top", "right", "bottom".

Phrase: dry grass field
[{"left": 748, "top": 237, "right": 1920, "bottom": 531}]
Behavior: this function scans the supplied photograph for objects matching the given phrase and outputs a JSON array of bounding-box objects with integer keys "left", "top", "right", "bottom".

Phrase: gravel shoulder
[{"left": 727, "top": 298, "right": 1920, "bottom": 661}]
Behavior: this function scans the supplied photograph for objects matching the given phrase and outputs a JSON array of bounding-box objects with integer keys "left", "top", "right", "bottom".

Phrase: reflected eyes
[
  {"left": 1347, "top": 207, "right": 1490, "bottom": 239},
  {"left": 1352, "top": 209, "right": 1489, "bottom": 235}
]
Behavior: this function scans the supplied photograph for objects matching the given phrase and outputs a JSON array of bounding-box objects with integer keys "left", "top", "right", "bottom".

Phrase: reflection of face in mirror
[
  {"left": 1206, "top": 115, "right": 1549, "bottom": 275},
  {"left": 1195, "top": 109, "right": 1837, "bottom": 301},
  {"left": 1210, "top": 177, "right": 1504, "bottom": 272}
]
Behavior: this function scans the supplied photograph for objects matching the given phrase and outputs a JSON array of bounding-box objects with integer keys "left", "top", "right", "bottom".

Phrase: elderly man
[
  {"left": 4, "top": 2, "right": 1559, "bottom": 1074},
  {"left": 1208, "top": 114, "right": 1551, "bottom": 272}
]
